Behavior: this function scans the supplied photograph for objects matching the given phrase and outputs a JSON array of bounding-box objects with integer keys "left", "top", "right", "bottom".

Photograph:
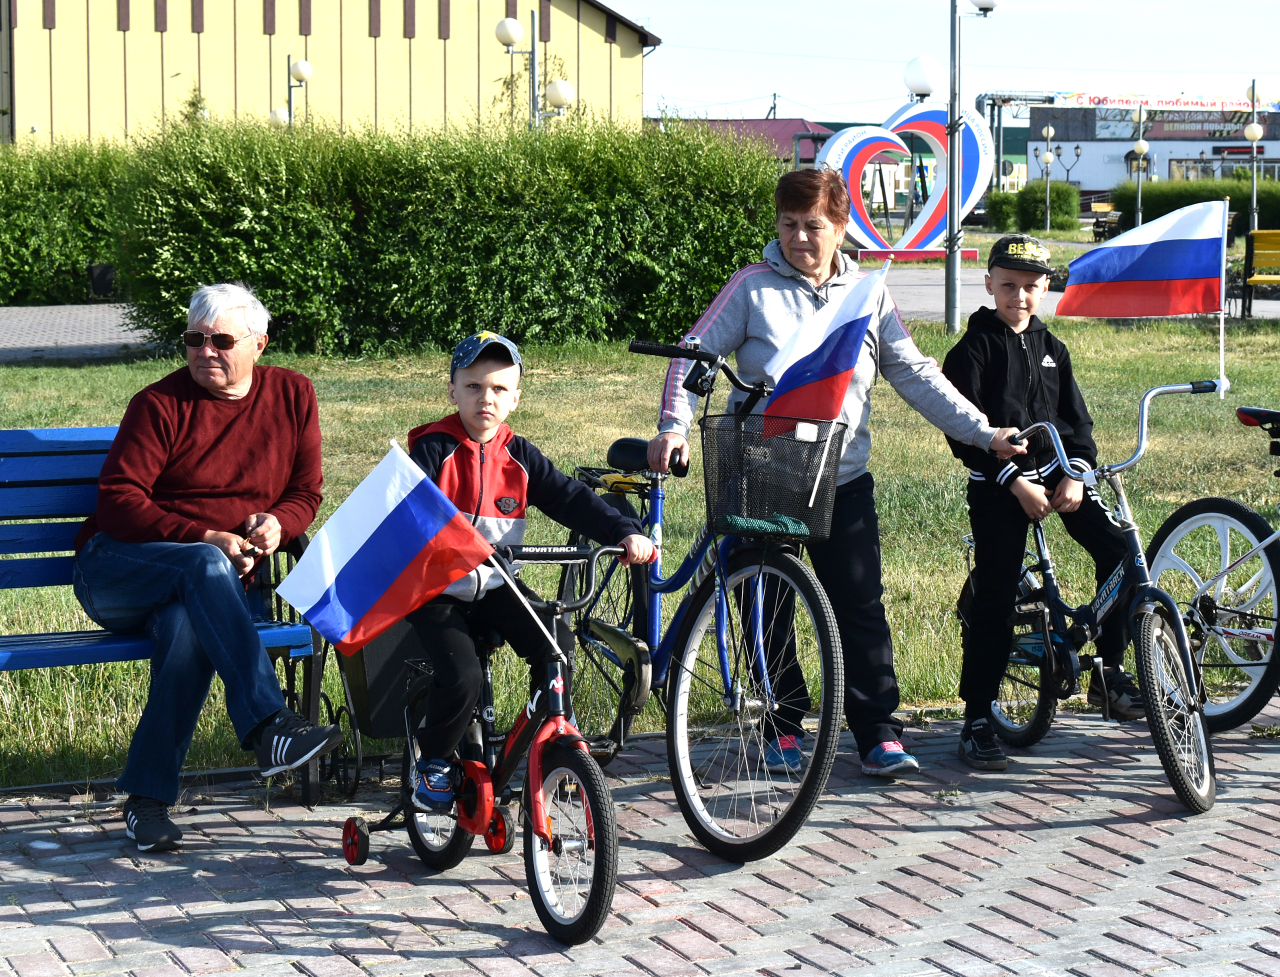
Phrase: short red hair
[{"left": 775, "top": 167, "right": 850, "bottom": 226}]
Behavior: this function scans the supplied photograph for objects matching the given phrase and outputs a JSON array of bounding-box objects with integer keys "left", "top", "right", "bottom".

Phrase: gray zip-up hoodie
[{"left": 658, "top": 241, "right": 999, "bottom": 485}]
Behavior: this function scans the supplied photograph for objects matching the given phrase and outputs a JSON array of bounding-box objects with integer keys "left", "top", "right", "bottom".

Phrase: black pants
[
  {"left": 406, "top": 581, "right": 573, "bottom": 761},
  {"left": 961, "top": 468, "right": 1130, "bottom": 720},
  {"left": 806, "top": 473, "right": 904, "bottom": 757}
]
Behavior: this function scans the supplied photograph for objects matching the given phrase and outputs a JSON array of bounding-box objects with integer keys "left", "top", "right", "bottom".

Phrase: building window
[
  {"left": 299, "top": 0, "right": 311, "bottom": 36},
  {"left": 191, "top": 0, "right": 203, "bottom": 33},
  {"left": 118, "top": 0, "right": 130, "bottom": 31},
  {"left": 263, "top": 0, "right": 274, "bottom": 35},
  {"left": 369, "top": 0, "right": 380, "bottom": 37}
]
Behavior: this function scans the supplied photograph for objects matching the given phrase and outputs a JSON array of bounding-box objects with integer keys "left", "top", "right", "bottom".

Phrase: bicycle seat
[
  {"left": 1237, "top": 406, "right": 1280, "bottom": 431},
  {"left": 607, "top": 438, "right": 651, "bottom": 473},
  {"left": 472, "top": 628, "right": 504, "bottom": 650}
]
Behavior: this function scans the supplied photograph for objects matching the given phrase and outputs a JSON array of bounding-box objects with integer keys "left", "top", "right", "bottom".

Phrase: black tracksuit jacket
[{"left": 941, "top": 307, "right": 1098, "bottom": 486}]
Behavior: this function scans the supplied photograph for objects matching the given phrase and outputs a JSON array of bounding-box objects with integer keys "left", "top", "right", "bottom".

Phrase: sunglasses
[{"left": 183, "top": 331, "right": 254, "bottom": 351}]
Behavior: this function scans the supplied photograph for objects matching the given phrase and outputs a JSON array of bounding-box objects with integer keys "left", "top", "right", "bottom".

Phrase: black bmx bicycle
[
  {"left": 341, "top": 545, "right": 623, "bottom": 945},
  {"left": 957, "top": 381, "right": 1223, "bottom": 813}
]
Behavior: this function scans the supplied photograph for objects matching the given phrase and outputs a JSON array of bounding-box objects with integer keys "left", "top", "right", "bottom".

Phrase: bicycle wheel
[
  {"left": 957, "top": 570, "right": 1055, "bottom": 747},
  {"left": 1134, "top": 611, "right": 1216, "bottom": 813},
  {"left": 523, "top": 742, "right": 619, "bottom": 945},
  {"left": 1147, "top": 497, "right": 1280, "bottom": 732},
  {"left": 558, "top": 492, "right": 648, "bottom": 764},
  {"left": 667, "top": 548, "right": 842, "bottom": 862},
  {"left": 402, "top": 741, "right": 473, "bottom": 870}
]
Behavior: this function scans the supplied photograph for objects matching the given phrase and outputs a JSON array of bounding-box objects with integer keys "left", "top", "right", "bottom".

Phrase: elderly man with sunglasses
[{"left": 72, "top": 283, "right": 341, "bottom": 853}]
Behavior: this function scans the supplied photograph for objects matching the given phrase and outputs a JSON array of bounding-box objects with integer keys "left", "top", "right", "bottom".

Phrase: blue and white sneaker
[
  {"left": 765, "top": 734, "right": 805, "bottom": 772},
  {"left": 861, "top": 740, "right": 920, "bottom": 777},
  {"left": 411, "top": 757, "right": 456, "bottom": 812}
]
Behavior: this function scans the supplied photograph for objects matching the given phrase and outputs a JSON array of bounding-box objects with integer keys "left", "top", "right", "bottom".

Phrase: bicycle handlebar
[
  {"left": 628, "top": 339, "right": 771, "bottom": 399},
  {"left": 497, "top": 544, "right": 626, "bottom": 614},
  {"left": 1015, "top": 380, "right": 1226, "bottom": 480}
]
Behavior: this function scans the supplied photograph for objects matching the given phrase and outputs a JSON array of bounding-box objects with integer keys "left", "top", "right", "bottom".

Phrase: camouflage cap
[
  {"left": 450, "top": 331, "right": 523, "bottom": 378},
  {"left": 988, "top": 234, "right": 1052, "bottom": 274}
]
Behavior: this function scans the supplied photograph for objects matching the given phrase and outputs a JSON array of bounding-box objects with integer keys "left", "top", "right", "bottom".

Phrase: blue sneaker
[
  {"left": 861, "top": 741, "right": 920, "bottom": 777},
  {"left": 411, "top": 758, "right": 456, "bottom": 812},
  {"left": 765, "top": 734, "right": 805, "bottom": 772}
]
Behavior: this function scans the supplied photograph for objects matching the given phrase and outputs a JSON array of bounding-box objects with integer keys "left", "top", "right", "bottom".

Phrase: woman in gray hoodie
[{"left": 646, "top": 167, "right": 1023, "bottom": 777}]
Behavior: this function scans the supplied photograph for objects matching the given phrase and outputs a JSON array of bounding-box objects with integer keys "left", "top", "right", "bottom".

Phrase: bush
[
  {"left": 0, "top": 142, "right": 125, "bottom": 305},
  {"left": 985, "top": 191, "right": 1017, "bottom": 232},
  {"left": 1109, "top": 176, "right": 1280, "bottom": 233},
  {"left": 1016, "top": 180, "right": 1080, "bottom": 232},
  {"left": 106, "top": 117, "right": 781, "bottom": 353}
]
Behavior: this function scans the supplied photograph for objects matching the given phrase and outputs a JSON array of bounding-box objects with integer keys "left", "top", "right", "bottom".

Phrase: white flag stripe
[
  {"left": 764, "top": 267, "right": 889, "bottom": 380},
  {"left": 1092, "top": 200, "right": 1225, "bottom": 251},
  {"left": 276, "top": 441, "right": 425, "bottom": 612}
]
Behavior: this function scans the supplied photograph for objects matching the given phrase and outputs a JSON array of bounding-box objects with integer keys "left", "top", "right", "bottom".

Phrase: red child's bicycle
[{"left": 340, "top": 545, "right": 629, "bottom": 945}]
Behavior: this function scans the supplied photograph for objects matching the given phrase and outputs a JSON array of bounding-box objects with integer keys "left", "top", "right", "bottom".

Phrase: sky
[{"left": 622, "top": 0, "right": 1280, "bottom": 126}]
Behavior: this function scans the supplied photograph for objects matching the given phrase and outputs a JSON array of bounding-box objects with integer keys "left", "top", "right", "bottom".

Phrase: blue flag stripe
[
  {"left": 770, "top": 313, "right": 874, "bottom": 404},
  {"left": 1068, "top": 237, "right": 1221, "bottom": 286},
  {"left": 304, "top": 477, "right": 458, "bottom": 642}
]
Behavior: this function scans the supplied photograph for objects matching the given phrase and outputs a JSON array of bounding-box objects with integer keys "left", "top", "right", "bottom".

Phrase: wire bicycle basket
[{"left": 698, "top": 413, "right": 846, "bottom": 541}]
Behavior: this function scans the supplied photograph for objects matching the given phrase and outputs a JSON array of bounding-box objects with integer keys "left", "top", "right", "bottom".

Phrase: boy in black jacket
[{"left": 941, "top": 236, "right": 1143, "bottom": 771}]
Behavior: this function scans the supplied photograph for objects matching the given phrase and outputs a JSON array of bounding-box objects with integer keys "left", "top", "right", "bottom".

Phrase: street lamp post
[
  {"left": 1246, "top": 80, "right": 1264, "bottom": 233},
  {"left": 496, "top": 13, "right": 575, "bottom": 129},
  {"left": 1133, "top": 104, "right": 1148, "bottom": 227},
  {"left": 1059, "top": 144, "right": 1081, "bottom": 182},
  {"left": 1042, "top": 125, "right": 1054, "bottom": 233},
  {"left": 288, "top": 56, "right": 311, "bottom": 129}
]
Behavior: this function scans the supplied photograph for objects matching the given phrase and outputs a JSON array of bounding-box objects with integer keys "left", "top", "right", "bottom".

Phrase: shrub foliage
[
  {"left": 1016, "top": 180, "right": 1081, "bottom": 232},
  {"left": 1109, "top": 176, "right": 1280, "bottom": 233},
  {"left": 985, "top": 190, "right": 1017, "bottom": 232},
  {"left": 7, "top": 118, "right": 779, "bottom": 352}
]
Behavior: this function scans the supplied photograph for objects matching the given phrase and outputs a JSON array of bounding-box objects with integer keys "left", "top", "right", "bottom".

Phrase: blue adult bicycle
[{"left": 557, "top": 340, "right": 844, "bottom": 861}]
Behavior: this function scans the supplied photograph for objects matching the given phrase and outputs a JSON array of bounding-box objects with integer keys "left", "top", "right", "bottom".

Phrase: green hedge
[
  {"left": 0, "top": 142, "right": 125, "bottom": 305},
  {"left": 1016, "top": 180, "right": 1080, "bottom": 232},
  {"left": 105, "top": 117, "right": 779, "bottom": 352},
  {"left": 985, "top": 191, "right": 1017, "bottom": 232},
  {"left": 1109, "top": 176, "right": 1280, "bottom": 233}
]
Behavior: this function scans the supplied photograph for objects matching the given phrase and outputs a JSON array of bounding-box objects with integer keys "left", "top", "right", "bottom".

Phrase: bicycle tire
[
  {"left": 558, "top": 492, "right": 649, "bottom": 764},
  {"left": 666, "top": 549, "right": 842, "bottom": 862},
  {"left": 957, "top": 570, "right": 1056, "bottom": 747},
  {"left": 1134, "top": 610, "right": 1216, "bottom": 813},
  {"left": 523, "top": 742, "right": 619, "bottom": 945},
  {"left": 1147, "top": 497, "right": 1280, "bottom": 732},
  {"left": 401, "top": 742, "right": 474, "bottom": 870}
]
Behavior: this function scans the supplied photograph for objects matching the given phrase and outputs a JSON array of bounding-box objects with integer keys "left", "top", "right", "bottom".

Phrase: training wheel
[
  {"left": 342, "top": 816, "right": 370, "bottom": 865},
  {"left": 484, "top": 805, "right": 516, "bottom": 855}
]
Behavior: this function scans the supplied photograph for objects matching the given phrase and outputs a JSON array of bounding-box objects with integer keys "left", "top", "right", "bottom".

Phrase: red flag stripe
[{"left": 1056, "top": 277, "right": 1221, "bottom": 318}]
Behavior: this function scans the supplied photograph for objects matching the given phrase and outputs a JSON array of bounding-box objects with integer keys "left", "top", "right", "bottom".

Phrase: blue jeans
[{"left": 73, "top": 534, "right": 286, "bottom": 804}]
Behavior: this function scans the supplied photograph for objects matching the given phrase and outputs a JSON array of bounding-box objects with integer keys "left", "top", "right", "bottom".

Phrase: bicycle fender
[{"left": 1129, "top": 586, "right": 1202, "bottom": 700}]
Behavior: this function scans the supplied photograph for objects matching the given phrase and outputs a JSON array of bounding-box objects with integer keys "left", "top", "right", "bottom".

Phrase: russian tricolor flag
[
  {"left": 1056, "top": 200, "right": 1228, "bottom": 318},
  {"left": 763, "top": 265, "right": 889, "bottom": 424},
  {"left": 277, "top": 442, "right": 492, "bottom": 654}
]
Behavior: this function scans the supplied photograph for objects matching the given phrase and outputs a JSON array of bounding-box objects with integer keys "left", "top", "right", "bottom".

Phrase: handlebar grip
[
  {"left": 1189, "top": 379, "right": 1218, "bottom": 394},
  {"left": 669, "top": 449, "right": 689, "bottom": 479},
  {"left": 628, "top": 339, "right": 720, "bottom": 364}
]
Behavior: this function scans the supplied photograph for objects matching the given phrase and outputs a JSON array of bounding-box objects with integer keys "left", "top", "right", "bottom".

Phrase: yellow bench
[{"left": 1244, "top": 230, "right": 1280, "bottom": 318}]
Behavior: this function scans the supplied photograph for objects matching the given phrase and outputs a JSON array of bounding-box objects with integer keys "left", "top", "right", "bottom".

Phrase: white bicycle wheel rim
[
  {"left": 528, "top": 764, "right": 595, "bottom": 926},
  {"left": 1150, "top": 621, "right": 1213, "bottom": 797}
]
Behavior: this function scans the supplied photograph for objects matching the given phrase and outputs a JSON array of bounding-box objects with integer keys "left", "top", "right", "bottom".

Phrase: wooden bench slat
[
  {"left": 0, "top": 556, "right": 74, "bottom": 589},
  {"left": 0, "top": 484, "right": 98, "bottom": 519},
  {"left": 0, "top": 428, "right": 118, "bottom": 455},
  {"left": 1249, "top": 275, "right": 1280, "bottom": 284},
  {"left": 0, "top": 522, "right": 81, "bottom": 556},
  {"left": 0, "top": 454, "right": 106, "bottom": 484}
]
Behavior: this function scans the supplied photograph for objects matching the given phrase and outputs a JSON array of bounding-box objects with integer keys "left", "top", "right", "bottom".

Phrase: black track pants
[
  {"left": 406, "top": 581, "right": 573, "bottom": 761},
  {"left": 806, "top": 473, "right": 905, "bottom": 757},
  {"left": 961, "top": 469, "right": 1131, "bottom": 720}
]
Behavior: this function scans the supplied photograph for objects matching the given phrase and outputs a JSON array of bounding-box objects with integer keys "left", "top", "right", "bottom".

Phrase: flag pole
[{"left": 1220, "top": 197, "right": 1229, "bottom": 399}]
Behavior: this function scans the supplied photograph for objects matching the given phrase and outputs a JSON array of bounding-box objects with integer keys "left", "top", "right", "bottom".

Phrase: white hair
[{"left": 188, "top": 282, "right": 270, "bottom": 336}]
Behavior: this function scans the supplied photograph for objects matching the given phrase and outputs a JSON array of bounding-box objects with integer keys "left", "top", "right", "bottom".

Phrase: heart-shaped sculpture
[{"left": 816, "top": 103, "right": 994, "bottom": 251}]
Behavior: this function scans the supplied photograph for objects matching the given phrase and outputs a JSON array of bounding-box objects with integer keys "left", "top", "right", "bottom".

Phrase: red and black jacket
[{"left": 406, "top": 412, "right": 641, "bottom": 600}]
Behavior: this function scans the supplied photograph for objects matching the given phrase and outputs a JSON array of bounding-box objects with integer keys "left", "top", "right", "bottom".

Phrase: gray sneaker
[
  {"left": 958, "top": 718, "right": 1009, "bottom": 771},
  {"left": 1088, "top": 668, "right": 1146, "bottom": 720},
  {"left": 123, "top": 795, "right": 182, "bottom": 852}
]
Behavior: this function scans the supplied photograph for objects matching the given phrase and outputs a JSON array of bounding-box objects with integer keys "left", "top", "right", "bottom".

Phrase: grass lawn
[{"left": 1, "top": 316, "right": 1278, "bottom": 787}]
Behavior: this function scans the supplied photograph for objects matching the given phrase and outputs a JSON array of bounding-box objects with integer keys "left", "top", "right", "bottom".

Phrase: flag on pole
[
  {"left": 1056, "top": 200, "right": 1228, "bottom": 318},
  {"left": 276, "top": 442, "right": 492, "bottom": 654},
  {"left": 763, "top": 264, "right": 890, "bottom": 424}
]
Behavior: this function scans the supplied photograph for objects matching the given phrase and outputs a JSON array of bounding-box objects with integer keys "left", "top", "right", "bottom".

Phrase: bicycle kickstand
[{"left": 1093, "top": 657, "right": 1111, "bottom": 723}]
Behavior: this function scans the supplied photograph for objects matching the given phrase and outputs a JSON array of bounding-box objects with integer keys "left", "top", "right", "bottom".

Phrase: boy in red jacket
[{"left": 403, "top": 332, "right": 653, "bottom": 811}]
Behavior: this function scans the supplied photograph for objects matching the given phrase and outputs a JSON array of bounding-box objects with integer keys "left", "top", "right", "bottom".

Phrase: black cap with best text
[{"left": 988, "top": 234, "right": 1053, "bottom": 274}]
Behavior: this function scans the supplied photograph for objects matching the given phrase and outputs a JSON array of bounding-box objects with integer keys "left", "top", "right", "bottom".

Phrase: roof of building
[
  {"left": 692, "top": 118, "right": 833, "bottom": 160},
  {"left": 586, "top": 1, "right": 661, "bottom": 47}
]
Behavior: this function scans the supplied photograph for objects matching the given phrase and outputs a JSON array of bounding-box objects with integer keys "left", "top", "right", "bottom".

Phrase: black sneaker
[
  {"left": 254, "top": 710, "right": 344, "bottom": 776},
  {"left": 958, "top": 718, "right": 1009, "bottom": 771},
  {"left": 123, "top": 795, "right": 183, "bottom": 852},
  {"left": 1088, "top": 667, "right": 1146, "bottom": 720}
]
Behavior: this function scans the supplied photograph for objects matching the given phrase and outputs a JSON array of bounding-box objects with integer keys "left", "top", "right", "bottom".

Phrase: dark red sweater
[{"left": 75, "top": 365, "right": 323, "bottom": 552}]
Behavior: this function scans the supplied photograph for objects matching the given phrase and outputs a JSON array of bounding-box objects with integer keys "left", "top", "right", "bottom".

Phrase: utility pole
[{"left": 944, "top": 0, "right": 962, "bottom": 335}]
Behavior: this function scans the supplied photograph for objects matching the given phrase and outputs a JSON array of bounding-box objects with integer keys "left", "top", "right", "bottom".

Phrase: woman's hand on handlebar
[
  {"left": 647, "top": 432, "right": 689, "bottom": 473},
  {"left": 619, "top": 534, "right": 656, "bottom": 566},
  {"left": 990, "top": 427, "right": 1029, "bottom": 461}
]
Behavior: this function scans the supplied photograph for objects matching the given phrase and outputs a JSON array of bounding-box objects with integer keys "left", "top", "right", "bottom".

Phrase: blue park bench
[{"left": 0, "top": 426, "right": 329, "bottom": 805}]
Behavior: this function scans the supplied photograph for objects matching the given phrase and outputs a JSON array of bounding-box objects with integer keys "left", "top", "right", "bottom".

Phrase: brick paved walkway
[{"left": 4, "top": 705, "right": 1280, "bottom": 977}]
